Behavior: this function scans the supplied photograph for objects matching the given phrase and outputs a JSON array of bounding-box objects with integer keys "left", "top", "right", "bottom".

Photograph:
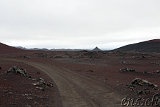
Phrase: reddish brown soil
[
  {"left": 0, "top": 59, "right": 62, "bottom": 107},
  {"left": 1, "top": 42, "right": 160, "bottom": 106},
  {"left": 44, "top": 51, "right": 160, "bottom": 104},
  {"left": 57, "top": 52, "right": 160, "bottom": 86},
  {"left": 0, "top": 43, "right": 24, "bottom": 54}
]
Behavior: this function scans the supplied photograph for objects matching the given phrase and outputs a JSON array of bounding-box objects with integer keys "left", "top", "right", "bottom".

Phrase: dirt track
[{"left": 6, "top": 59, "right": 123, "bottom": 107}]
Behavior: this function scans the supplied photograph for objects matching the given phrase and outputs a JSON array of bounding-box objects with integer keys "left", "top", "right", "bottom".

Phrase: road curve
[{"left": 6, "top": 59, "right": 123, "bottom": 107}]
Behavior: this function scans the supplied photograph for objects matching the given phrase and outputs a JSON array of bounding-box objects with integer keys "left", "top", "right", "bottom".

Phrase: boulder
[
  {"left": 6, "top": 66, "right": 30, "bottom": 77},
  {"left": 36, "top": 71, "right": 40, "bottom": 74},
  {"left": 154, "top": 70, "right": 160, "bottom": 74},
  {"left": 131, "top": 78, "right": 158, "bottom": 90},
  {"left": 119, "top": 68, "right": 136, "bottom": 73},
  {"left": 33, "top": 78, "right": 54, "bottom": 91}
]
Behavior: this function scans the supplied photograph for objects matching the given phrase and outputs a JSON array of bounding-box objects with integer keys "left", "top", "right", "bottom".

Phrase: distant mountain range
[
  {"left": 1, "top": 39, "right": 160, "bottom": 53},
  {"left": 115, "top": 39, "right": 160, "bottom": 53}
]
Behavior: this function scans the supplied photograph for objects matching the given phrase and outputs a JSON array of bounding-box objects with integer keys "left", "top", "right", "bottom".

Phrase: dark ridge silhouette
[
  {"left": 92, "top": 47, "right": 101, "bottom": 52},
  {"left": 115, "top": 39, "right": 160, "bottom": 53},
  {"left": 0, "top": 42, "right": 23, "bottom": 54}
]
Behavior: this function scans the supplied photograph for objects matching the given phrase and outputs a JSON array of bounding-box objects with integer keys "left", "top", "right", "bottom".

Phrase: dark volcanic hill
[
  {"left": 0, "top": 42, "right": 23, "bottom": 54},
  {"left": 115, "top": 39, "right": 160, "bottom": 53},
  {"left": 92, "top": 47, "right": 101, "bottom": 52}
]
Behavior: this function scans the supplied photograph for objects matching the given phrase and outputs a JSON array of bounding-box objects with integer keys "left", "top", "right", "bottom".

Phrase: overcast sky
[{"left": 0, "top": 0, "right": 160, "bottom": 49}]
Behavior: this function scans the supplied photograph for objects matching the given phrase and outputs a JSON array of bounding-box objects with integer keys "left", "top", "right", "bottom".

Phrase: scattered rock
[
  {"left": 131, "top": 78, "right": 158, "bottom": 92},
  {"left": 127, "top": 78, "right": 158, "bottom": 95},
  {"left": 119, "top": 68, "right": 136, "bottom": 73},
  {"left": 34, "top": 53, "right": 48, "bottom": 58},
  {"left": 27, "top": 97, "right": 33, "bottom": 100},
  {"left": 32, "top": 78, "right": 37, "bottom": 81},
  {"left": 25, "top": 105, "right": 32, "bottom": 107},
  {"left": 28, "top": 75, "right": 32, "bottom": 79},
  {"left": 3, "top": 90, "right": 9, "bottom": 93},
  {"left": 32, "top": 82, "right": 40, "bottom": 86},
  {"left": 104, "top": 78, "right": 107, "bottom": 83},
  {"left": 153, "top": 70, "right": 160, "bottom": 74},
  {"left": 6, "top": 66, "right": 31, "bottom": 78},
  {"left": 143, "top": 70, "right": 149, "bottom": 74},
  {"left": 32, "top": 78, "right": 54, "bottom": 91},
  {"left": 121, "top": 61, "right": 137, "bottom": 65},
  {"left": 144, "top": 88, "right": 150, "bottom": 94},
  {"left": 54, "top": 56, "right": 63, "bottom": 58},
  {"left": 121, "top": 61, "right": 126, "bottom": 64},
  {"left": 131, "top": 78, "right": 158, "bottom": 89},
  {"left": 22, "top": 94, "right": 32, "bottom": 97},
  {"left": 36, "top": 71, "right": 40, "bottom": 74},
  {"left": 87, "top": 70, "right": 94, "bottom": 72},
  {"left": 151, "top": 61, "right": 160, "bottom": 66},
  {"left": 142, "top": 55, "right": 146, "bottom": 58},
  {"left": 34, "top": 101, "right": 39, "bottom": 105},
  {"left": 8, "top": 92, "right": 13, "bottom": 94},
  {"left": 0, "top": 65, "right": 53, "bottom": 106},
  {"left": 137, "top": 90, "right": 143, "bottom": 95},
  {"left": 81, "top": 51, "right": 99, "bottom": 59},
  {"left": 22, "top": 56, "right": 30, "bottom": 59},
  {"left": 46, "top": 82, "right": 54, "bottom": 87},
  {"left": 36, "top": 86, "right": 45, "bottom": 91}
]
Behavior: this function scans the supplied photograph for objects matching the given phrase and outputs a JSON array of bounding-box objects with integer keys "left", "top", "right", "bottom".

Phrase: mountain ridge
[
  {"left": 115, "top": 39, "right": 160, "bottom": 53},
  {"left": 0, "top": 42, "right": 23, "bottom": 54}
]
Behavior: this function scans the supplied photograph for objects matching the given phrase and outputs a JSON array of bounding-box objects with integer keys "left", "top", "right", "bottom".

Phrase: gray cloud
[{"left": 0, "top": 0, "right": 160, "bottom": 49}]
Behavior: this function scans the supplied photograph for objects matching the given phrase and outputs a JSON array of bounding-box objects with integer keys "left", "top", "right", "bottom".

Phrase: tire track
[{"left": 4, "top": 59, "right": 123, "bottom": 107}]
